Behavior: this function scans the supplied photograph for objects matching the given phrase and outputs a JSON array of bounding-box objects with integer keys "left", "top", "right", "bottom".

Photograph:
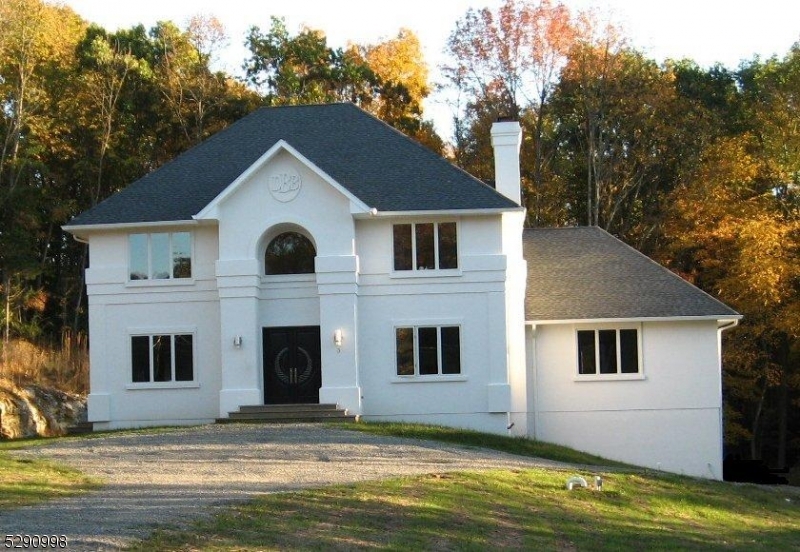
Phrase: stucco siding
[
  {"left": 529, "top": 320, "right": 724, "bottom": 478},
  {"left": 85, "top": 225, "right": 221, "bottom": 429}
]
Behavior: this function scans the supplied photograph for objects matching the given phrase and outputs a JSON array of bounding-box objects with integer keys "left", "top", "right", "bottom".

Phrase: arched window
[{"left": 264, "top": 232, "right": 316, "bottom": 275}]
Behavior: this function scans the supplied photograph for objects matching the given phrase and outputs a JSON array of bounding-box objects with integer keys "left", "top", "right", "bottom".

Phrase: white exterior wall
[
  {"left": 528, "top": 320, "right": 724, "bottom": 479},
  {"left": 356, "top": 214, "right": 521, "bottom": 434},
  {"left": 85, "top": 225, "right": 221, "bottom": 429}
]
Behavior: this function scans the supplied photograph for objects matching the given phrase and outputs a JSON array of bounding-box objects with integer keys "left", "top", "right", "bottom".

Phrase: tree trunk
[
  {"left": 750, "top": 378, "right": 768, "bottom": 460},
  {"left": 776, "top": 335, "right": 790, "bottom": 469}
]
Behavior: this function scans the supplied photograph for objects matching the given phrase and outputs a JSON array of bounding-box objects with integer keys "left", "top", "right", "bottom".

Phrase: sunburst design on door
[{"left": 274, "top": 346, "right": 314, "bottom": 385}]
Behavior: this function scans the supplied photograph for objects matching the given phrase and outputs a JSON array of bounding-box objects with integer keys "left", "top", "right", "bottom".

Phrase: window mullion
[
  {"left": 147, "top": 235, "right": 152, "bottom": 279},
  {"left": 168, "top": 233, "right": 174, "bottom": 279},
  {"left": 413, "top": 327, "right": 420, "bottom": 375},
  {"left": 171, "top": 334, "right": 176, "bottom": 380},
  {"left": 594, "top": 330, "right": 600, "bottom": 374},
  {"left": 433, "top": 223, "right": 440, "bottom": 269},
  {"left": 436, "top": 326, "right": 443, "bottom": 374},
  {"left": 411, "top": 223, "right": 417, "bottom": 270},
  {"left": 148, "top": 335, "right": 154, "bottom": 382},
  {"left": 616, "top": 330, "right": 622, "bottom": 374}
]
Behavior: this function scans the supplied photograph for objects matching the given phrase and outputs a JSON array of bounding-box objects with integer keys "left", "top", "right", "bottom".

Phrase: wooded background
[{"left": 0, "top": 0, "right": 797, "bottom": 471}]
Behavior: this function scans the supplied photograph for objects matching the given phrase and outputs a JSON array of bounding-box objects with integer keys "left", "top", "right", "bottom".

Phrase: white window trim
[
  {"left": 573, "top": 323, "right": 645, "bottom": 381},
  {"left": 390, "top": 221, "right": 461, "bottom": 277},
  {"left": 126, "top": 326, "right": 199, "bottom": 389},
  {"left": 127, "top": 231, "right": 194, "bottom": 285},
  {"left": 393, "top": 319, "right": 464, "bottom": 380}
]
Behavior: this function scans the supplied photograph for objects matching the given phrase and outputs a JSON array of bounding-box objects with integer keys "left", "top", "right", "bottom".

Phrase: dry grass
[{"left": 0, "top": 333, "right": 88, "bottom": 395}]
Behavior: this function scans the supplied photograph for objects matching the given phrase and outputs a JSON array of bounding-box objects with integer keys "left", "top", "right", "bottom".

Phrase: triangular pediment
[{"left": 194, "top": 140, "right": 370, "bottom": 221}]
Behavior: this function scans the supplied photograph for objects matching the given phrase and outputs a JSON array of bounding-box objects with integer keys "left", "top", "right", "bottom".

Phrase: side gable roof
[
  {"left": 67, "top": 103, "right": 518, "bottom": 227},
  {"left": 523, "top": 227, "right": 740, "bottom": 322}
]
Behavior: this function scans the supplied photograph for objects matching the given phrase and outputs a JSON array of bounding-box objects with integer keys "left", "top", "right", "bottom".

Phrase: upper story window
[
  {"left": 265, "top": 231, "right": 316, "bottom": 275},
  {"left": 393, "top": 222, "right": 457, "bottom": 271},
  {"left": 577, "top": 327, "right": 640, "bottom": 376},
  {"left": 129, "top": 232, "right": 192, "bottom": 280}
]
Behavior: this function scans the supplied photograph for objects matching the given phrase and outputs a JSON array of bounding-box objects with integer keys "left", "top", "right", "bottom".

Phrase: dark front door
[{"left": 263, "top": 326, "right": 321, "bottom": 404}]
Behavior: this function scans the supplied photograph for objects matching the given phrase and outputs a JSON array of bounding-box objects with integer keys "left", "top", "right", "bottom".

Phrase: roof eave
[
  {"left": 62, "top": 218, "right": 206, "bottom": 237},
  {"left": 354, "top": 207, "right": 524, "bottom": 219},
  {"left": 526, "top": 314, "right": 743, "bottom": 325}
]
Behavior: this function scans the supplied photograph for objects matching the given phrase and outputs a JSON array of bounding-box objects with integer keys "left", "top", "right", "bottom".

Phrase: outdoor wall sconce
[
  {"left": 233, "top": 335, "right": 243, "bottom": 348},
  {"left": 333, "top": 329, "right": 343, "bottom": 351}
]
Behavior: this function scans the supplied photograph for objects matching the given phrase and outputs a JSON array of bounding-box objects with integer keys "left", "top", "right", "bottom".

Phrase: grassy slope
[
  {"left": 135, "top": 468, "right": 800, "bottom": 551},
  {"left": 335, "top": 421, "right": 630, "bottom": 467}
]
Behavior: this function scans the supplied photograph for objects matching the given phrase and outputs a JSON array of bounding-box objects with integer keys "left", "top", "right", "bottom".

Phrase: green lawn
[
  {"left": 0, "top": 438, "right": 99, "bottom": 508},
  {"left": 0, "top": 427, "right": 185, "bottom": 508},
  {"left": 133, "top": 468, "right": 800, "bottom": 551}
]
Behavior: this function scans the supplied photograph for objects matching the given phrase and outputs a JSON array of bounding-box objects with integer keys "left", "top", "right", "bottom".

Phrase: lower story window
[
  {"left": 396, "top": 325, "right": 461, "bottom": 376},
  {"left": 131, "top": 334, "right": 194, "bottom": 383},
  {"left": 577, "top": 328, "right": 639, "bottom": 375}
]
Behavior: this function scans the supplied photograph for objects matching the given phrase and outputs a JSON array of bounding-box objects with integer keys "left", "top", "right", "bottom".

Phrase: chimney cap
[{"left": 496, "top": 115, "right": 516, "bottom": 123}]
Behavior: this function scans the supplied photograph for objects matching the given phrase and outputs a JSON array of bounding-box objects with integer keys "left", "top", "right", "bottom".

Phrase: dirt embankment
[{"left": 0, "top": 379, "right": 86, "bottom": 438}]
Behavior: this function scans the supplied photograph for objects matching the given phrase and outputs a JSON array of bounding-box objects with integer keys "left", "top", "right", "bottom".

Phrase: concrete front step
[
  {"left": 217, "top": 403, "right": 356, "bottom": 424},
  {"left": 238, "top": 403, "right": 340, "bottom": 413}
]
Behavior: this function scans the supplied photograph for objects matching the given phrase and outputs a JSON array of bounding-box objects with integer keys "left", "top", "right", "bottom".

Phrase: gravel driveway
[{"left": 1, "top": 423, "right": 572, "bottom": 551}]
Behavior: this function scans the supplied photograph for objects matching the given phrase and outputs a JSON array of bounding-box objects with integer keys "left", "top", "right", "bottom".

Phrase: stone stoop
[{"left": 217, "top": 403, "right": 357, "bottom": 424}]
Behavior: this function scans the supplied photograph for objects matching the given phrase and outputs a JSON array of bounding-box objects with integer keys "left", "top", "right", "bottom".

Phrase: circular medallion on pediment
[{"left": 267, "top": 167, "right": 302, "bottom": 202}]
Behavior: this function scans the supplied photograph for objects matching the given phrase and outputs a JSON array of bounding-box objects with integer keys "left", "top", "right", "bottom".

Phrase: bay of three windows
[
  {"left": 577, "top": 328, "right": 639, "bottom": 375},
  {"left": 129, "top": 232, "right": 191, "bottom": 280},
  {"left": 393, "top": 222, "right": 457, "bottom": 271},
  {"left": 396, "top": 325, "right": 461, "bottom": 376},
  {"left": 131, "top": 334, "right": 194, "bottom": 383}
]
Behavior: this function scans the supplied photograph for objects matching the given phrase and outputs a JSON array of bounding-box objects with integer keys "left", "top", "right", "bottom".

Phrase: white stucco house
[{"left": 64, "top": 103, "right": 740, "bottom": 479}]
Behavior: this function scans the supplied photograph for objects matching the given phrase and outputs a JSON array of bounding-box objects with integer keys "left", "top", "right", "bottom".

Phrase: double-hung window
[
  {"left": 393, "top": 222, "right": 458, "bottom": 271},
  {"left": 577, "top": 327, "right": 640, "bottom": 376},
  {"left": 396, "top": 325, "right": 461, "bottom": 376},
  {"left": 131, "top": 333, "right": 194, "bottom": 384},
  {"left": 129, "top": 232, "right": 192, "bottom": 280}
]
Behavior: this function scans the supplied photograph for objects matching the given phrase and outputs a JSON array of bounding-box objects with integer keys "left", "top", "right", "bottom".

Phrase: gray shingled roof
[
  {"left": 523, "top": 227, "right": 739, "bottom": 321},
  {"left": 68, "top": 103, "right": 518, "bottom": 226}
]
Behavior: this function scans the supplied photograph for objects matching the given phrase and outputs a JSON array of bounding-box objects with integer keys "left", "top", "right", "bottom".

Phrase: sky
[{"left": 61, "top": 0, "right": 800, "bottom": 139}]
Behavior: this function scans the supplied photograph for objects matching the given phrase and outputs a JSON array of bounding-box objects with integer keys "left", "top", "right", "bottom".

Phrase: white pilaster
[
  {"left": 217, "top": 259, "right": 262, "bottom": 416},
  {"left": 317, "top": 255, "right": 362, "bottom": 414}
]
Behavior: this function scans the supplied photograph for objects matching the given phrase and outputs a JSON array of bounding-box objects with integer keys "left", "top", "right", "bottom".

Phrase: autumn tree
[
  {"left": 551, "top": 45, "right": 683, "bottom": 240},
  {"left": 245, "top": 18, "right": 441, "bottom": 151},
  {"left": 0, "top": 0, "right": 85, "bottom": 343},
  {"left": 244, "top": 17, "right": 378, "bottom": 106},
  {"left": 152, "top": 16, "right": 257, "bottom": 148},
  {"left": 362, "top": 29, "right": 442, "bottom": 152},
  {"left": 444, "top": 0, "right": 578, "bottom": 224}
]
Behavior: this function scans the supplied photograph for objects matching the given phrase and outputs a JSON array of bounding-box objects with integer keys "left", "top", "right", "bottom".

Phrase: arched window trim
[{"left": 264, "top": 231, "right": 317, "bottom": 275}]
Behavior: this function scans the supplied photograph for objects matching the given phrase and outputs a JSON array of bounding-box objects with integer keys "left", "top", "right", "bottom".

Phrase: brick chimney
[{"left": 490, "top": 119, "right": 522, "bottom": 205}]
